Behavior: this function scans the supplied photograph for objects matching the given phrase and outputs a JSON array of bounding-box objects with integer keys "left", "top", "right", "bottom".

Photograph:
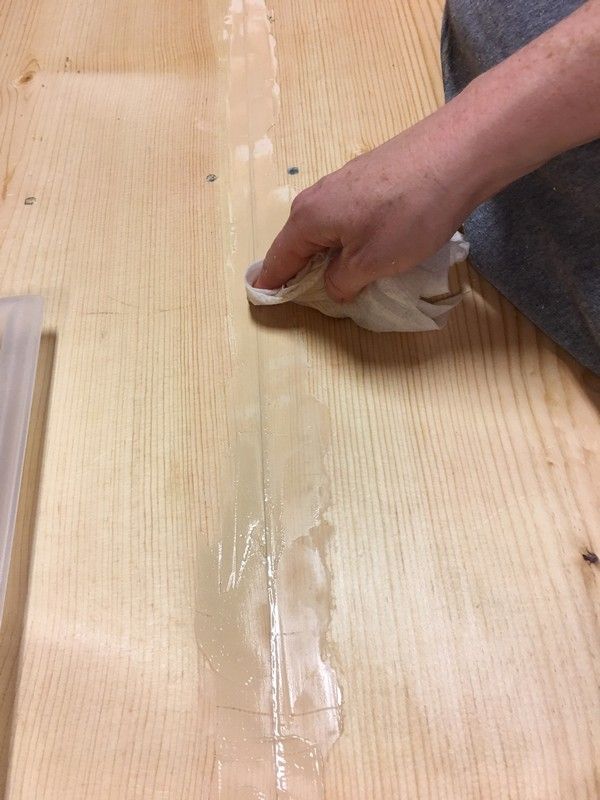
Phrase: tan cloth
[{"left": 245, "top": 233, "right": 469, "bottom": 332}]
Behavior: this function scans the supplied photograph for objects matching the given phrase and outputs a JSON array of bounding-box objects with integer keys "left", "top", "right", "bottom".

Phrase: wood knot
[{"left": 14, "top": 58, "right": 39, "bottom": 87}]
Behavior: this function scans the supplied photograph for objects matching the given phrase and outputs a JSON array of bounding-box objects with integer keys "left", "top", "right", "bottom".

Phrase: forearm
[
  {"left": 256, "top": 1, "right": 600, "bottom": 297},
  {"left": 443, "top": 0, "right": 600, "bottom": 207}
]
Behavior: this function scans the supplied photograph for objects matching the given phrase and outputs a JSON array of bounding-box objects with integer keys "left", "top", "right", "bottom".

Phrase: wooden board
[{"left": 0, "top": 0, "right": 598, "bottom": 798}]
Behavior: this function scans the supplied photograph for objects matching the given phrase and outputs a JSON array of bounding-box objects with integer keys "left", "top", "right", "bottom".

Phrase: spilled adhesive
[
  {"left": 195, "top": 1, "right": 342, "bottom": 798},
  {"left": 197, "top": 389, "right": 341, "bottom": 797}
]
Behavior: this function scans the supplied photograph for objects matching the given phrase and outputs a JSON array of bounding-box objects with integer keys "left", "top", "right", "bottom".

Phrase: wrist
[
  {"left": 401, "top": 81, "right": 526, "bottom": 222},
  {"left": 439, "top": 77, "right": 531, "bottom": 213},
  {"left": 458, "top": 73, "right": 548, "bottom": 202}
]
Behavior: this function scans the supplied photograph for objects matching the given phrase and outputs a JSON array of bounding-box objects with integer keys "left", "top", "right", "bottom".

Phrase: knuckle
[
  {"left": 290, "top": 188, "right": 313, "bottom": 218},
  {"left": 324, "top": 270, "right": 346, "bottom": 301},
  {"left": 289, "top": 178, "right": 327, "bottom": 222},
  {"left": 345, "top": 249, "right": 371, "bottom": 277}
]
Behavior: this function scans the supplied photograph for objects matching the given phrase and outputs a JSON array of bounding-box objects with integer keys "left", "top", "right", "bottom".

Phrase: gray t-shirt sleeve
[{"left": 442, "top": 0, "right": 600, "bottom": 375}]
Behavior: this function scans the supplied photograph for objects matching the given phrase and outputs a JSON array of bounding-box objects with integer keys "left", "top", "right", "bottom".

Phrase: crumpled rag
[{"left": 245, "top": 232, "right": 469, "bottom": 332}]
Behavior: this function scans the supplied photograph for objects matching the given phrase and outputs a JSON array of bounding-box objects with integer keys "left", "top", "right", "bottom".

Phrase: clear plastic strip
[{"left": 0, "top": 295, "right": 43, "bottom": 621}]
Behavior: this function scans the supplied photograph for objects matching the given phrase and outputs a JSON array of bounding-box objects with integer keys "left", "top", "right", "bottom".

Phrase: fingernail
[{"left": 252, "top": 270, "right": 264, "bottom": 288}]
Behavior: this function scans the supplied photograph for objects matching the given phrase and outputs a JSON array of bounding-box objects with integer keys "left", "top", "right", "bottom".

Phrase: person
[{"left": 254, "top": 0, "right": 600, "bottom": 375}]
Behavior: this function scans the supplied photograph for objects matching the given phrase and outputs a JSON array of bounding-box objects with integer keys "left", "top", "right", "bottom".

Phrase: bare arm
[{"left": 255, "top": 0, "right": 600, "bottom": 300}]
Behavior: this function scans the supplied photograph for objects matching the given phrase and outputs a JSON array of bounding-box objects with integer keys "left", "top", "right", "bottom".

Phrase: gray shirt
[{"left": 442, "top": 0, "right": 600, "bottom": 374}]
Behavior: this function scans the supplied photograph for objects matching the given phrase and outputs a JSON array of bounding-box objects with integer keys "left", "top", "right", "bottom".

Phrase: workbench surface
[{"left": 0, "top": 1, "right": 598, "bottom": 798}]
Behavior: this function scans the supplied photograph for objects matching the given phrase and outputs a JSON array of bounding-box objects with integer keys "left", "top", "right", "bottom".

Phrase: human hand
[
  {"left": 254, "top": 107, "right": 479, "bottom": 302},
  {"left": 256, "top": 0, "right": 600, "bottom": 304}
]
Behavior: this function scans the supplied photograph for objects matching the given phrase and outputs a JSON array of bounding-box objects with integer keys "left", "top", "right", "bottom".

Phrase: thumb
[
  {"left": 324, "top": 248, "right": 374, "bottom": 303},
  {"left": 254, "top": 221, "right": 323, "bottom": 289},
  {"left": 254, "top": 188, "right": 335, "bottom": 289}
]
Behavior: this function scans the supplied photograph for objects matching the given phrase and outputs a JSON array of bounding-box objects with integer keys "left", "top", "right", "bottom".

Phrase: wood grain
[{"left": 0, "top": 0, "right": 598, "bottom": 798}]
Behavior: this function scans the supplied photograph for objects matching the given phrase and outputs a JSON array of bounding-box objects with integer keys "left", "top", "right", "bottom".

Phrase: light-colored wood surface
[{"left": 0, "top": 0, "right": 599, "bottom": 798}]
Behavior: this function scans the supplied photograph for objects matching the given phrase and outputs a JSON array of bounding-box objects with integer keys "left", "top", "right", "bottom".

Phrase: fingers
[
  {"left": 252, "top": 176, "right": 385, "bottom": 302},
  {"left": 324, "top": 248, "right": 375, "bottom": 303},
  {"left": 254, "top": 186, "right": 336, "bottom": 289},
  {"left": 253, "top": 219, "right": 323, "bottom": 289},
  {"left": 257, "top": 224, "right": 379, "bottom": 305}
]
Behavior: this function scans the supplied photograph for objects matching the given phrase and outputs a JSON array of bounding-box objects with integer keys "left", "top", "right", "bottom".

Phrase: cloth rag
[{"left": 245, "top": 232, "right": 469, "bottom": 332}]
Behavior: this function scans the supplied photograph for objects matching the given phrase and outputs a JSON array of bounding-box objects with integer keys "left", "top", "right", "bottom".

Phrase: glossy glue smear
[{"left": 195, "top": 1, "right": 342, "bottom": 797}]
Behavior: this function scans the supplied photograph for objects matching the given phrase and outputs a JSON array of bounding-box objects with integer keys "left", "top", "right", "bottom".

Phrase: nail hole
[{"left": 582, "top": 549, "right": 598, "bottom": 565}]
